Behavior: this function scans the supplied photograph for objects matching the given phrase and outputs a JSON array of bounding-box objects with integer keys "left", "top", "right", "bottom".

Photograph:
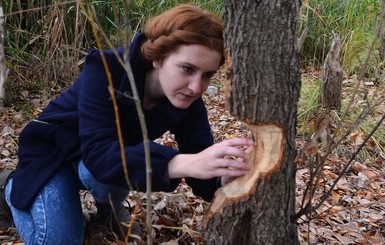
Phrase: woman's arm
[
  {"left": 168, "top": 138, "right": 253, "bottom": 179},
  {"left": 78, "top": 50, "right": 180, "bottom": 192},
  {"left": 170, "top": 98, "right": 253, "bottom": 201}
]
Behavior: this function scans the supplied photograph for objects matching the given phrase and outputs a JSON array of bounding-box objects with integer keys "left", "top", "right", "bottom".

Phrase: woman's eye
[
  {"left": 205, "top": 72, "right": 215, "bottom": 79},
  {"left": 182, "top": 66, "right": 194, "bottom": 73}
]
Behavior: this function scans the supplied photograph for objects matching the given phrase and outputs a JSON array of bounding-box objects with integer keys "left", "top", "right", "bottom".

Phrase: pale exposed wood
[{"left": 208, "top": 124, "right": 284, "bottom": 216}]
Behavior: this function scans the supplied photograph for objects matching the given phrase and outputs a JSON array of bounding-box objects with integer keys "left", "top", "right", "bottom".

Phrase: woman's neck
[{"left": 143, "top": 69, "right": 164, "bottom": 110}]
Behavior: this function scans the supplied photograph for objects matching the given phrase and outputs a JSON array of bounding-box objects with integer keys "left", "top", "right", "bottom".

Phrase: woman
[{"left": 3, "top": 4, "right": 253, "bottom": 244}]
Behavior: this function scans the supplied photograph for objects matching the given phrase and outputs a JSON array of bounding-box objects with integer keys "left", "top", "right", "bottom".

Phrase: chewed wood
[{"left": 207, "top": 124, "right": 285, "bottom": 217}]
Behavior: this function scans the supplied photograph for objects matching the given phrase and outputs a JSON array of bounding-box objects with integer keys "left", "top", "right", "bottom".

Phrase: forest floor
[{"left": 0, "top": 70, "right": 384, "bottom": 244}]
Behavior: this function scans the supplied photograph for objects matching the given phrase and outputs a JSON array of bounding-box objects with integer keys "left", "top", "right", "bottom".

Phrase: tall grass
[
  {"left": 4, "top": 0, "right": 381, "bottom": 100},
  {"left": 2, "top": 0, "right": 385, "bottom": 159},
  {"left": 297, "top": 0, "right": 385, "bottom": 160},
  {"left": 2, "top": 0, "right": 223, "bottom": 107},
  {"left": 300, "top": 0, "right": 381, "bottom": 75}
]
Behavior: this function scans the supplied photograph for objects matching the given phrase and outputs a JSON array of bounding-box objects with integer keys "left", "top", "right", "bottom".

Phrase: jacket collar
[
  {"left": 116, "top": 33, "right": 192, "bottom": 130},
  {"left": 117, "top": 33, "right": 147, "bottom": 102}
]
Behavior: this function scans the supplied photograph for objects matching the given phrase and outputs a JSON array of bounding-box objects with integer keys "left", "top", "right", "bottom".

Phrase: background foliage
[
  {"left": 1, "top": 0, "right": 384, "bottom": 244},
  {"left": 3, "top": 0, "right": 383, "bottom": 91},
  {"left": 2, "top": 0, "right": 223, "bottom": 106},
  {"left": 2, "top": 0, "right": 383, "bottom": 154},
  {"left": 300, "top": 0, "right": 381, "bottom": 75},
  {"left": 2, "top": 0, "right": 384, "bottom": 158}
]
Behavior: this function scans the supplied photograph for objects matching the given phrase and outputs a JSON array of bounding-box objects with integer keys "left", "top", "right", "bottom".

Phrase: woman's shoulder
[
  {"left": 85, "top": 33, "right": 145, "bottom": 63},
  {"left": 85, "top": 48, "right": 124, "bottom": 65}
]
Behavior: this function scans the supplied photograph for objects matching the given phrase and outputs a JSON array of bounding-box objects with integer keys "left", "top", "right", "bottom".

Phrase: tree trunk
[
  {"left": 380, "top": 0, "right": 385, "bottom": 60},
  {"left": 320, "top": 31, "right": 343, "bottom": 111},
  {"left": 202, "top": 1, "right": 301, "bottom": 244},
  {"left": 0, "top": 3, "right": 6, "bottom": 109}
]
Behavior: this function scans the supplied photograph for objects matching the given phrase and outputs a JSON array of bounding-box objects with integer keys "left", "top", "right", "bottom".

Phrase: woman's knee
[
  {"left": 5, "top": 166, "right": 85, "bottom": 245},
  {"left": 78, "top": 161, "right": 129, "bottom": 206}
]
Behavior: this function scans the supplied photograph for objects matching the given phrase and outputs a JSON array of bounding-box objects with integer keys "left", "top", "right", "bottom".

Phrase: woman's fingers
[
  {"left": 217, "top": 166, "right": 248, "bottom": 177},
  {"left": 215, "top": 138, "right": 254, "bottom": 160},
  {"left": 217, "top": 158, "right": 250, "bottom": 170},
  {"left": 188, "top": 137, "right": 254, "bottom": 179},
  {"left": 221, "top": 138, "right": 254, "bottom": 147},
  {"left": 220, "top": 147, "right": 249, "bottom": 160}
]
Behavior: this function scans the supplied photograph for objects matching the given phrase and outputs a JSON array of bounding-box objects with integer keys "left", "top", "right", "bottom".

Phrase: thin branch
[
  {"left": 113, "top": 89, "right": 136, "bottom": 100},
  {"left": 121, "top": 1, "right": 153, "bottom": 244},
  {"left": 0, "top": 0, "right": 77, "bottom": 18},
  {"left": 82, "top": 1, "right": 153, "bottom": 243},
  {"left": 341, "top": 17, "right": 381, "bottom": 123},
  {"left": 84, "top": 4, "right": 133, "bottom": 191},
  {"left": 293, "top": 113, "right": 385, "bottom": 221},
  {"left": 298, "top": 102, "right": 377, "bottom": 215},
  {"left": 312, "top": 114, "right": 385, "bottom": 211},
  {"left": 297, "top": 26, "right": 309, "bottom": 50},
  {"left": 314, "top": 180, "right": 385, "bottom": 220}
]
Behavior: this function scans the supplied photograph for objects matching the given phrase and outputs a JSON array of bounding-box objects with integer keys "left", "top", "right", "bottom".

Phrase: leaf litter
[{"left": 0, "top": 72, "right": 384, "bottom": 244}]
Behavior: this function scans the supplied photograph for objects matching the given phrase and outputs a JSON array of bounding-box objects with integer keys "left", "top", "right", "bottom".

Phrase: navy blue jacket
[{"left": 11, "top": 33, "right": 218, "bottom": 209}]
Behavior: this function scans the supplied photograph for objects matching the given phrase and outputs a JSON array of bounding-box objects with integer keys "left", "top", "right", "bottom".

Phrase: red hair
[{"left": 141, "top": 4, "right": 224, "bottom": 66}]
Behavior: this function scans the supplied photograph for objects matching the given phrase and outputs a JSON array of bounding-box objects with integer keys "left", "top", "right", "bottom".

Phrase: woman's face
[{"left": 153, "top": 44, "right": 222, "bottom": 109}]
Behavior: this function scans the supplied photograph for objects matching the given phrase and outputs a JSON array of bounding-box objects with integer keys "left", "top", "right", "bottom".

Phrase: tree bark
[
  {"left": 380, "top": 0, "right": 385, "bottom": 60},
  {"left": 202, "top": 1, "right": 301, "bottom": 244},
  {"left": 320, "top": 31, "right": 343, "bottom": 111},
  {"left": 0, "top": 3, "right": 6, "bottom": 109}
]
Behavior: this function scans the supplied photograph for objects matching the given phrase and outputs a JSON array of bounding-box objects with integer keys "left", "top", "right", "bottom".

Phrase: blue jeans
[{"left": 5, "top": 161, "right": 130, "bottom": 245}]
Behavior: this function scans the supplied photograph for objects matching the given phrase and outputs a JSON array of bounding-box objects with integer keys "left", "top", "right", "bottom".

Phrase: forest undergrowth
[{"left": 0, "top": 67, "right": 384, "bottom": 244}]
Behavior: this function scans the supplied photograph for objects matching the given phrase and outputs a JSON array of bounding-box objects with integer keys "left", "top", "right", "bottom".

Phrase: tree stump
[
  {"left": 0, "top": 5, "right": 6, "bottom": 109},
  {"left": 380, "top": 0, "right": 385, "bottom": 60},
  {"left": 320, "top": 31, "right": 343, "bottom": 111}
]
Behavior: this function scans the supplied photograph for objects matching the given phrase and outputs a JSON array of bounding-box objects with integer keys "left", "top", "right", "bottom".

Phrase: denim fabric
[
  {"left": 5, "top": 165, "right": 84, "bottom": 245},
  {"left": 77, "top": 160, "right": 130, "bottom": 214},
  {"left": 4, "top": 162, "right": 131, "bottom": 245}
]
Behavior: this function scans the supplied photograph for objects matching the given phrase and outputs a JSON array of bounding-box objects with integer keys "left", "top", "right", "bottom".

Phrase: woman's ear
[{"left": 153, "top": 60, "right": 160, "bottom": 69}]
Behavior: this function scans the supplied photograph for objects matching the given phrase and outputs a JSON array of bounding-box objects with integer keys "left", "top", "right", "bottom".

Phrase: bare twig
[
  {"left": 297, "top": 26, "right": 309, "bottom": 50},
  {"left": 84, "top": 4, "right": 133, "bottom": 192},
  {"left": 121, "top": 1, "right": 153, "bottom": 244},
  {"left": 293, "top": 113, "right": 385, "bottom": 221},
  {"left": 0, "top": 0, "right": 77, "bottom": 18},
  {"left": 81, "top": 2, "right": 153, "bottom": 243},
  {"left": 294, "top": 15, "right": 385, "bottom": 222},
  {"left": 312, "top": 114, "right": 385, "bottom": 211}
]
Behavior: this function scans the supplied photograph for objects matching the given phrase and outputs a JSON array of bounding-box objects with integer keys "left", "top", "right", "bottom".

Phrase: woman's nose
[{"left": 188, "top": 78, "right": 203, "bottom": 94}]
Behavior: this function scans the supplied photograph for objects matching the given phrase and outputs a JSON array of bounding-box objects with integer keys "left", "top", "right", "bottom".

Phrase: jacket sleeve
[
  {"left": 171, "top": 99, "right": 219, "bottom": 202},
  {"left": 78, "top": 50, "right": 179, "bottom": 192}
]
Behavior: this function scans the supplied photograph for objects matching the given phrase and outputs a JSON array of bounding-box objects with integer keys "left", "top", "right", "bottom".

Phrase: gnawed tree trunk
[
  {"left": 380, "top": 0, "right": 385, "bottom": 60},
  {"left": 0, "top": 3, "right": 6, "bottom": 108},
  {"left": 320, "top": 31, "right": 343, "bottom": 111},
  {"left": 202, "top": 1, "right": 301, "bottom": 244}
]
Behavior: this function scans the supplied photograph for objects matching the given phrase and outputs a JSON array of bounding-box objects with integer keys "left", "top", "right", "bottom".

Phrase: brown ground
[{"left": 0, "top": 71, "right": 384, "bottom": 244}]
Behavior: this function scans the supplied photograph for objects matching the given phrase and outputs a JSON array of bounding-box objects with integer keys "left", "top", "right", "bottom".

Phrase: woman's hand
[
  {"left": 220, "top": 144, "right": 254, "bottom": 186},
  {"left": 168, "top": 138, "right": 254, "bottom": 179}
]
